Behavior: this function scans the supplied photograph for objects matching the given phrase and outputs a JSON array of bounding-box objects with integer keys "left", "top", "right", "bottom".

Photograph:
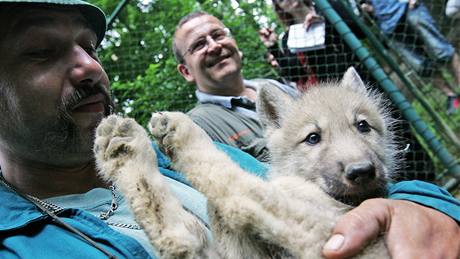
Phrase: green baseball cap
[{"left": 0, "top": 0, "right": 107, "bottom": 46}]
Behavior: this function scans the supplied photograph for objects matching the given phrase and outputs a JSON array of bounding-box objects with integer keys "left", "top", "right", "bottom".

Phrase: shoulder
[
  {"left": 188, "top": 103, "right": 226, "bottom": 115},
  {"left": 246, "top": 78, "right": 299, "bottom": 97},
  {"left": 388, "top": 180, "right": 460, "bottom": 222},
  {"left": 187, "top": 103, "right": 231, "bottom": 125}
]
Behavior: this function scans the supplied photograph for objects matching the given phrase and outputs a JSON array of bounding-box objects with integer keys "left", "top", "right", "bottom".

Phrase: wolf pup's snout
[{"left": 345, "top": 162, "right": 376, "bottom": 185}]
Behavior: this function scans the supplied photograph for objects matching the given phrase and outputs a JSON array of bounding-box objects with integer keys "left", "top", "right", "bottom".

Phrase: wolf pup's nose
[{"left": 345, "top": 162, "right": 376, "bottom": 184}]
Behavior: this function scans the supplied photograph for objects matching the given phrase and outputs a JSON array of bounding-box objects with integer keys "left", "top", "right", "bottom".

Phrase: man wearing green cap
[
  {"left": 0, "top": 2, "right": 458, "bottom": 259},
  {"left": 0, "top": 1, "right": 167, "bottom": 258}
]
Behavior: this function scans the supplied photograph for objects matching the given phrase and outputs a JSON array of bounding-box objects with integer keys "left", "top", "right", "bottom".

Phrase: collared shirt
[
  {"left": 195, "top": 79, "right": 299, "bottom": 120},
  {"left": 189, "top": 79, "right": 298, "bottom": 162},
  {"left": 195, "top": 87, "right": 258, "bottom": 119}
]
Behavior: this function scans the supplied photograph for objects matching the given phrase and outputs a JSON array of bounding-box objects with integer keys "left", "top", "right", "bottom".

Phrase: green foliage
[
  {"left": 89, "top": 0, "right": 460, "bottom": 187},
  {"left": 90, "top": 0, "right": 280, "bottom": 126}
]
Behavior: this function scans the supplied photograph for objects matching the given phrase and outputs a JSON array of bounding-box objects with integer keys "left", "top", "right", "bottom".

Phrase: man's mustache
[
  {"left": 62, "top": 84, "right": 114, "bottom": 116},
  {"left": 206, "top": 49, "right": 234, "bottom": 67}
]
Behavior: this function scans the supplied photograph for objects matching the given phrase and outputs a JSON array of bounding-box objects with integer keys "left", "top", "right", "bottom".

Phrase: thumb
[{"left": 322, "top": 199, "right": 391, "bottom": 259}]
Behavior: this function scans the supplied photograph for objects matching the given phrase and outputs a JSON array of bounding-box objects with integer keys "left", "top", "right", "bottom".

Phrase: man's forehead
[
  {"left": 179, "top": 15, "right": 225, "bottom": 39},
  {"left": 3, "top": 7, "right": 91, "bottom": 37}
]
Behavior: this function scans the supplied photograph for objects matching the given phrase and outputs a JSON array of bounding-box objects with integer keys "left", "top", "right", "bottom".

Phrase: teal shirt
[{"left": 0, "top": 142, "right": 458, "bottom": 258}]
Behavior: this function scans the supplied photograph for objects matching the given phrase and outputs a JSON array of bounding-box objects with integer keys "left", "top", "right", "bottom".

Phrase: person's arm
[
  {"left": 258, "top": 28, "right": 305, "bottom": 79},
  {"left": 360, "top": 3, "right": 374, "bottom": 14},
  {"left": 408, "top": 0, "right": 418, "bottom": 9},
  {"left": 164, "top": 141, "right": 460, "bottom": 257},
  {"left": 222, "top": 144, "right": 460, "bottom": 257},
  {"left": 388, "top": 180, "right": 460, "bottom": 221},
  {"left": 323, "top": 181, "right": 460, "bottom": 259},
  {"left": 221, "top": 144, "right": 460, "bottom": 223},
  {"left": 258, "top": 27, "right": 286, "bottom": 68},
  {"left": 303, "top": 8, "right": 324, "bottom": 30}
]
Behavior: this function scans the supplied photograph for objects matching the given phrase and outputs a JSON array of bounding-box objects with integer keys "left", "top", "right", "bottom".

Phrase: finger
[
  {"left": 304, "top": 14, "right": 313, "bottom": 29},
  {"left": 258, "top": 28, "right": 268, "bottom": 36},
  {"left": 322, "top": 199, "right": 391, "bottom": 259},
  {"left": 270, "top": 60, "right": 279, "bottom": 67}
]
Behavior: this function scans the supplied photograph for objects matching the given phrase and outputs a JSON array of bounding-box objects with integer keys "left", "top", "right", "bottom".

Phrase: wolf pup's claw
[
  {"left": 149, "top": 112, "right": 212, "bottom": 159},
  {"left": 94, "top": 114, "right": 155, "bottom": 182}
]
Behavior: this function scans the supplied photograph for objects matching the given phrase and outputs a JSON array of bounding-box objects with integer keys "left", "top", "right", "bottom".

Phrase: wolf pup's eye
[
  {"left": 357, "top": 120, "right": 371, "bottom": 133},
  {"left": 304, "top": 133, "right": 321, "bottom": 145}
]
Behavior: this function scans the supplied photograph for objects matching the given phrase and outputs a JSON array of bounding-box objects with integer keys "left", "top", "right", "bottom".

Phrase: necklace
[
  {"left": 0, "top": 173, "right": 118, "bottom": 220},
  {"left": 0, "top": 171, "right": 117, "bottom": 258},
  {"left": 99, "top": 185, "right": 119, "bottom": 220}
]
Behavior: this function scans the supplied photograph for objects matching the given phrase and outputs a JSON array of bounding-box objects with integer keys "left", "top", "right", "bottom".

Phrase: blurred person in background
[
  {"left": 361, "top": 0, "right": 460, "bottom": 114},
  {"left": 259, "top": 0, "right": 363, "bottom": 91}
]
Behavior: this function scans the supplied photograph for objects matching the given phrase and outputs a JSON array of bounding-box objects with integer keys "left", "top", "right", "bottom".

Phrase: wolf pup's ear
[
  {"left": 341, "top": 67, "right": 367, "bottom": 94},
  {"left": 256, "top": 83, "right": 292, "bottom": 129}
]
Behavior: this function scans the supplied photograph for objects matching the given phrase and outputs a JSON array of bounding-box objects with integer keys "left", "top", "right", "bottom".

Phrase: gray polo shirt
[{"left": 188, "top": 79, "right": 298, "bottom": 162}]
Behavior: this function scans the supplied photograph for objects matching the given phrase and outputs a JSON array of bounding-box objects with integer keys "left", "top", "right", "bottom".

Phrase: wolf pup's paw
[
  {"left": 94, "top": 115, "right": 155, "bottom": 182},
  {"left": 149, "top": 112, "right": 211, "bottom": 159}
]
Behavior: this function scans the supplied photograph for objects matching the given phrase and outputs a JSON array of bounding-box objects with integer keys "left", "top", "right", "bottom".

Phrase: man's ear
[{"left": 177, "top": 64, "right": 195, "bottom": 83}]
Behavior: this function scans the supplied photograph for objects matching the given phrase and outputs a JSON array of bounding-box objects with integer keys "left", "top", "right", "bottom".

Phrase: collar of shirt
[
  {"left": 194, "top": 80, "right": 259, "bottom": 121},
  {"left": 194, "top": 79, "right": 298, "bottom": 120},
  {"left": 195, "top": 89, "right": 259, "bottom": 119},
  {"left": 195, "top": 80, "right": 257, "bottom": 110}
]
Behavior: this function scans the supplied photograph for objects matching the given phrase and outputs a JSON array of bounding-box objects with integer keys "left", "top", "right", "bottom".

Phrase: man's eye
[
  {"left": 212, "top": 31, "right": 226, "bottom": 40},
  {"left": 26, "top": 49, "right": 56, "bottom": 60},
  {"left": 190, "top": 40, "right": 207, "bottom": 53},
  {"left": 84, "top": 46, "right": 97, "bottom": 56},
  {"left": 84, "top": 44, "right": 96, "bottom": 53}
]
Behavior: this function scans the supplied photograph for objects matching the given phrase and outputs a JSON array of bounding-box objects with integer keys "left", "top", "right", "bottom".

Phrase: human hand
[
  {"left": 322, "top": 198, "right": 460, "bottom": 259},
  {"left": 408, "top": 0, "right": 418, "bottom": 9},
  {"left": 258, "top": 28, "right": 278, "bottom": 48},
  {"left": 360, "top": 3, "right": 374, "bottom": 14},
  {"left": 303, "top": 10, "right": 324, "bottom": 30},
  {"left": 266, "top": 53, "right": 279, "bottom": 68}
]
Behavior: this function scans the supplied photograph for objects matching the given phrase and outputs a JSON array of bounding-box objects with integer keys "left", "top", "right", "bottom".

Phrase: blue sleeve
[
  {"left": 214, "top": 142, "right": 269, "bottom": 179},
  {"left": 388, "top": 180, "right": 460, "bottom": 222},
  {"left": 152, "top": 141, "right": 269, "bottom": 185},
  {"left": 153, "top": 141, "right": 460, "bottom": 223}
]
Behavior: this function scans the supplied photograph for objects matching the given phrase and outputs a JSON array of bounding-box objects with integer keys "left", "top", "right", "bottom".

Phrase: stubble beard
[{"left": 0, "top": 82, "right": 114, "bottom": 166}]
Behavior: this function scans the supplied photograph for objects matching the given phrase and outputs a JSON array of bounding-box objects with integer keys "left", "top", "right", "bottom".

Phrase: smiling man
[
  {"left": 0, "top": 1, "right": 206, "bottom": 258},
  {"left": 0, "top": 5, "right": 113, "bottom": 197},
  {"left": 1, "top": 3, "right": 458, "bottom": 258},
  {"left": 172, "top": 11, "right": 460, "bottom": 259},
  {"left": 173, "top": 11, "right": 298, "bottom": 163}
]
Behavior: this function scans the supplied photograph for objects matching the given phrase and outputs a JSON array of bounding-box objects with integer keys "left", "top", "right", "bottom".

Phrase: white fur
[
  {"left": 94, "top": 67, "right": 392, "bottom": 258},
  {"left": 94, "top": 115, "right": 213, "bottom": 258}
]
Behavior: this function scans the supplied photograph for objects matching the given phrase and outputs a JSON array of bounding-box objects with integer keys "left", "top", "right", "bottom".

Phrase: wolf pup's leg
[
  {"left": 149, "top": 112, "right": 314, "bottom": 257},
  {"left": 149, "top": 112, "right": 269, "bottom": 202},
  {"left": 94, "top": 115, "right": 210, "bottom": 259}
]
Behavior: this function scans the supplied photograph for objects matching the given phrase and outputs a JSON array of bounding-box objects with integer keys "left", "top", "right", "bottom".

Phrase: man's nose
[
  {"left": 69, "top": 45, "right": 103, "bottom": 87},
  {"left": 205, "top": 36, "right": 222, "bottom": 54}
]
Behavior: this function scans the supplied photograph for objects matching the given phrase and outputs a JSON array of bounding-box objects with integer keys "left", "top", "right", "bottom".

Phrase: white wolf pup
[{"left": 94, "top": 67, "right": 394, "bottom": 258}]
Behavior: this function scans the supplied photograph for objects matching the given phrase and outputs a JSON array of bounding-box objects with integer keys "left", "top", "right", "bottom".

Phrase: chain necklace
[
  {"left": 0, "top": 171, "right": 117, "bottom": 258},
  {"left": 99, "top": 185, "right": 119, "bottom": 220},
  {"left": 0, "top": 173, "right": 118, "bottom": 220}
]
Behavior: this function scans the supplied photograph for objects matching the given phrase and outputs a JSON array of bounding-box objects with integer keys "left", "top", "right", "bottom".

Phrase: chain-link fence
[{"left": 94, "top": 0, "right": 460, "bottom": 192}]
